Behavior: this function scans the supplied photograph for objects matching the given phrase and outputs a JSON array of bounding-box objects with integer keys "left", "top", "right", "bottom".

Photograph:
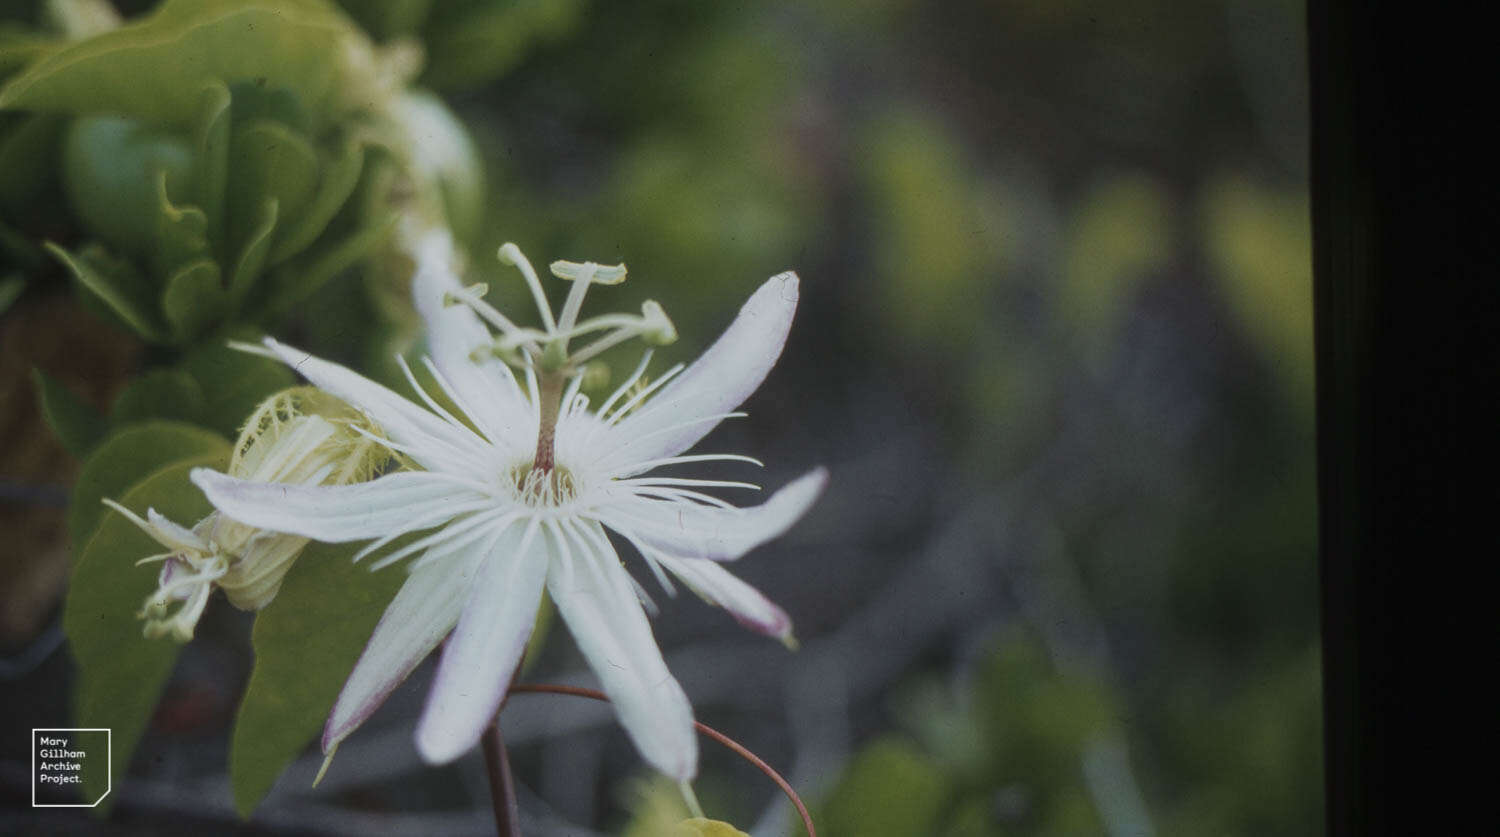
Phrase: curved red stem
[{"left": 508, "top": 683, "right": 817, "bottom": 837}]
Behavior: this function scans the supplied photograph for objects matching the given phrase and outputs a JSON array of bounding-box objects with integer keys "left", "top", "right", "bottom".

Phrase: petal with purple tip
[
  {"left": 655, "top": 553, "right": 794, "bottom": 644},
  {"left": 322, "top": 546, "right": 479, "bottom": 753}
]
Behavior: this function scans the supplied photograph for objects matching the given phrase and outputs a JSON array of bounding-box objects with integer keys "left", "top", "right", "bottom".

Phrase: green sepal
[
  {"left": 230, "top": 540, "right": 404, "bottom": 816},
  {"left": 110, "top": 367, "right": 207, "bottom": 427},
  {"left": 67, "top": 420, "right": 228, "bottom": 554},
  {"left": 65, "top": 450, "right": 230, "bottom": 812},
  {"left": 160, "top": 258, "right": 227, "bottom": 342},
  {"left": 30, "top": 366, "right": 108, "bottom": 458},
  {"left": 46, "top": 241, "right": 170, "bottom": 343}
]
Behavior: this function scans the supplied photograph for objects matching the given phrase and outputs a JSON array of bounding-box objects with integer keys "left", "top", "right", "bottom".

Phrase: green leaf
[
  {"left": 65, "top": 451, "right": 231, "bottom": 810},
  {"left": 0, "top": 0, "right": 381, "bottom": 132},
  {"left": 228, "top": 198, "right": 278, "bottom": 308},
  {"left": 61, "top": 115, "right": 194, "bottom": 261},
  {"left": 183, "top": 340, "right": 295, "bottom": 439},
  {"left": 193, "top": 80, "right": 232, "bottom": 257},
  {"left": 68, "top": 421, "right": 228, "bottom": 553},
  {"left": 261, "top": 209, "right": 396, "bottom": 319},
  {"left": 46, "top": 241, "right": 170, "bottom": 343},
  {"left": 0, "top": 112, "right": 64, "bottom": 213},
  {"left": 152, "top": 167, "right": 213, "bottom": 278},
  {"left": 230, "top": 540, "right": 404, "bottom": 816},
  {"left": 111, "top": 367, "right": 207, "bottom": 427},
  {"left": 31, "top": 367, "right": 108, "bottom": 459},
  {"left": 160, "top": 258, "right": 227, "bottom": 341},
  {"left": 268, "top": 137, "right": 365, "bottom": 266},
  {"left": 227, "top": 119, "right": 317, "bottom": 259}
]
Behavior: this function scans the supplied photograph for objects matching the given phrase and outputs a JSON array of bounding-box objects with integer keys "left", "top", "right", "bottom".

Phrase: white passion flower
[
  {"left": 189, "top": 229, "right": 826, "bottom": 782},
  {"left": 106, "top": 387, "right": 388, "bottom": 640}
]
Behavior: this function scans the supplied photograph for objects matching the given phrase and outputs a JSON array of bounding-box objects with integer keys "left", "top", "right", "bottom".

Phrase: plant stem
[{"left": 482, "top": 721, "right": 522, "bottom": 837}]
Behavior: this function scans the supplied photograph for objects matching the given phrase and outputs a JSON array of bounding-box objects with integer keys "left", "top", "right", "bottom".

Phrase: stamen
[
  {"left": 604, "top": 363, "right": 686, "bottom": 426},
  {"left": 596, "top": 351, "right": 653, "bottom": 420},
  {"left": 498, "top": 243, "right": 557, "bottom": 333}
]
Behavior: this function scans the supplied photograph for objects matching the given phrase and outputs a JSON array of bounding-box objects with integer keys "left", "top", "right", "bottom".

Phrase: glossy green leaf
[
  {"left": 65, "top": 451, "right": 230, "bottom": 809},
  {"left": 227, "top": 120, "right": 317, "bottom": 258},
  {"left": 230, "top": 540, "right": 404, "bottom": 816},
  {"left": 68, "top": 421, "right": 228, "bottom": 553},
  {"left": 0, "top": 0, "right": 380, "bottom": 131},
  {"left": 261, "top": 210, "right": 396, "bottom": 319},
  {"left": 61, "top": 115, "right": 194, "bottom": 261},
  {"left": 31, "top": 367, "right": 107, "bottom": 458},
  {"left": 183, "top": 340, "right": 295, "bottom": 439},
  {"left": 161, "top": 258, "right": 227, "bottom": 341},
  {"left": 268, "top": 137, "right": 365, "bottom": 266},
  {"left": 46, "top": 241, "right": 169, "bottom": 342},
  {"left": 193, "top": 80, "right": 232, "bottom": 256},
  {"left": 110, "top": 368, "right": 207, "bottom": 428},
  {"left": 228, "top": 198, "right": 278, "bottom": 308},
  {"left": 152, "top": 168, "right": 213, "bottom": 279}
]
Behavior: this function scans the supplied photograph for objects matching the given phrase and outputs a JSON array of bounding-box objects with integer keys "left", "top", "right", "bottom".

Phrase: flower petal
[
  {"left": 257, "top": 337, "right": 492, "bottom": 473},
  {"left": 653, "top": 554, "right": 794, "bottom": 645},
  {"left": 547, "top": 519, "right": 698, "bottom": 780},
  {"left": 414, "top": 519, "right": 549, "bottom": 763},
  {"left": 409, "top": 229, "right": 535, "bottom": 454},
  {"left": 191, "top": 469, "right": 492, "bottom": 543},
  {"left": 322, "top": 550, "right": 478, "bottom": 753},
  {"left": 594, "top": 272, "right": 799, "bottom": 474},
  {"left": 600, "top": 467, "right": 827, "bottom": 562}
]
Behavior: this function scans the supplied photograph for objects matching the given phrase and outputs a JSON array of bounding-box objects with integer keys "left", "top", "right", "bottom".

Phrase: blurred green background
[{"left": 1, "top": 0, "right": 1317, "bottom": 834}]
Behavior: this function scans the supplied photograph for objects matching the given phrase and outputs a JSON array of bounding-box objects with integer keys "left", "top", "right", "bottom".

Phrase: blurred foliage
[{"left": 817, "top": 636, "right": 1120, "bottom": 837}]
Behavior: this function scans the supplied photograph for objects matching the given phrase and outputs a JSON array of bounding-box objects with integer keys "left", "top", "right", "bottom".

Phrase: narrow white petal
[
  {"left": 191, "top": 469, "right": 492, "bottom": 543},
  {"left": 322, "top": 551, "right": 478, "bottom": 753},
  {"left": 144, "top": 508, "right": 211, "bottom": 552},
  {"left": 654, "top": 553, "right": 794, "bottom": 644},
  {"left": 257, "top": 338, "right": 486, "bottom": 472},
  {"left": 414, "top": 520, "right": 549, "bottom": 763},
  {"left": 599, "top": 467, "right": 827, "bottom": 562},
  {"left": 547, "top": 520, "right": 698, "bottom": 780},
  {"left": 102, "top": 499, "right": 211, "bottom": 553},
  {"left": 593, "top": 273, "right": 799, "bottom": 473},
  {"left": 409, "top": 230, "right": 536, "bottom": 451}
]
